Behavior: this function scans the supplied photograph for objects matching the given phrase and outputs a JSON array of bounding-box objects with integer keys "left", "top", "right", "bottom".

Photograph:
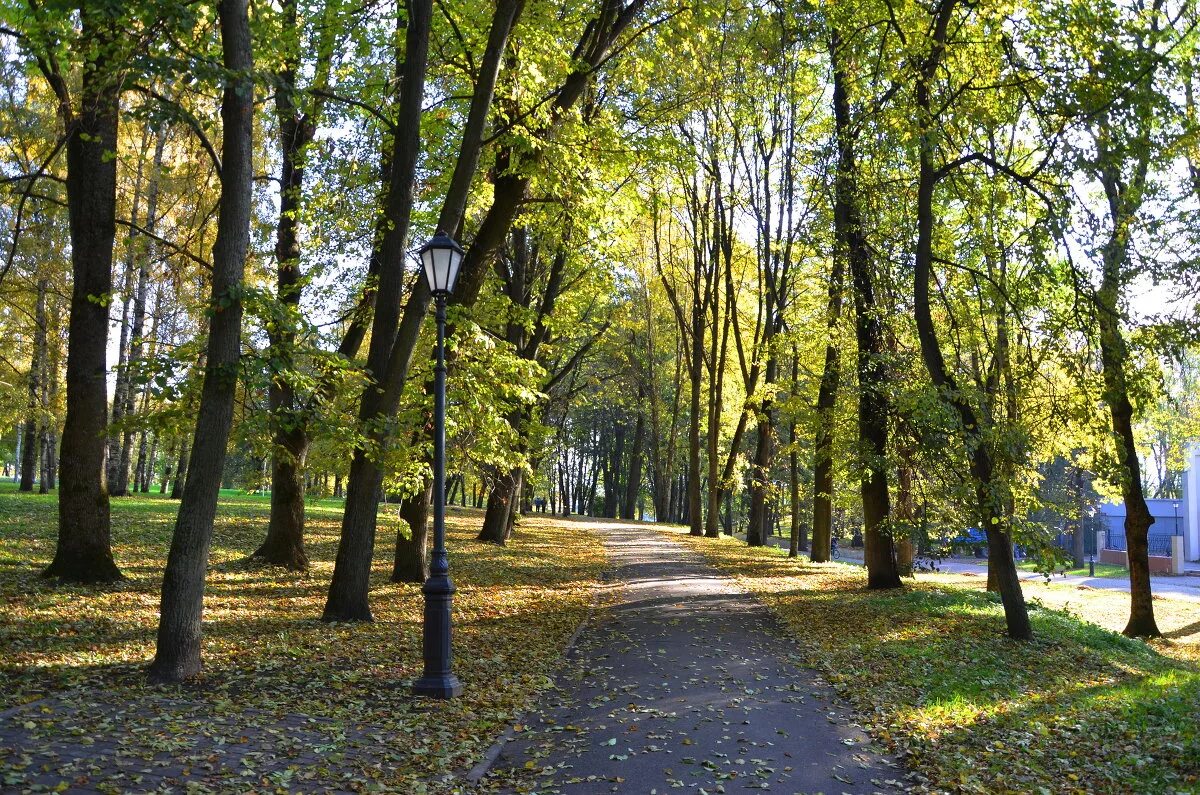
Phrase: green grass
[
  {"left": 668, "top": 527, "right": 1200, "bottom": 795},
  {"left": 0, "top": 480, "right": 606, "bottom": 792},
  {"left": 1017, "top": 559, "right": 1129, "bottom": 579}
]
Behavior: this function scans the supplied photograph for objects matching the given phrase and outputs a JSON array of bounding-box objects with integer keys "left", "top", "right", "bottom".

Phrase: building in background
[{"left": 1100, "top": 443, "right": 1199, "bottom": 562}]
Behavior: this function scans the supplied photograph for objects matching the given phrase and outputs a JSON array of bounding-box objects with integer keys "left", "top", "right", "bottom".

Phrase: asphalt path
[
  {"left": 482, "top": 523, "right": 905, "bottom": 794},
  {"left": 742, "top": 533, "right": 1200, "bottom": 603}
]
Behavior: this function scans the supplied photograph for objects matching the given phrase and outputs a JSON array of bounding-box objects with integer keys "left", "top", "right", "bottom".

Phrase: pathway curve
[{"left": 480, "top": 523, "right": 904, "bottom": 794}]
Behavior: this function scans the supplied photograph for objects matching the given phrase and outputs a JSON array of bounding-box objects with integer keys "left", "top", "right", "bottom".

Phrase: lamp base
[{"left": 412, "top": 674, "right": 463, "bottom": 699}]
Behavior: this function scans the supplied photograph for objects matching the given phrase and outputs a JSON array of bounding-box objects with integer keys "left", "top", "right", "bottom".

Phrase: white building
[{"left": 1183, "top": 444, "right": 1200, "bottom": 562}]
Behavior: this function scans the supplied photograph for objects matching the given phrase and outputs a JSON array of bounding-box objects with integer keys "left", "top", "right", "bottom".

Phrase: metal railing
[{"left": 1105, "top": 533, "right": 1174, "bottom": 557}]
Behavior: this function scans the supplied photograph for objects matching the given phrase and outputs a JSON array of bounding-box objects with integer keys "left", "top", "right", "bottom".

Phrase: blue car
[{"left": 949, "top": 527, "right": 1025, "bottom": 559}]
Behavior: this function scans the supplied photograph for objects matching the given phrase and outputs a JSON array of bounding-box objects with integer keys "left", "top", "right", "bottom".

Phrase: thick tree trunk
[
  {"left": 831, "top": 27, "right": 900, "bottom": 589},
  {"left": 324, "top": 0, "right": 432, "bottom": 622},
  {"left": 255, "top": 427, "right": 310, "bottom": 569},
  {"left": 149, "top": 0, "right": 254, "bottom": 682},
  {"left": 479, "top": 468, "right": 520, "bottom": 545},
  {"left": 392, "top": 480, "right": 432, "bottom": 583},
  {"left": 45, "top": 8, "right": 121, "bottom": 584}
]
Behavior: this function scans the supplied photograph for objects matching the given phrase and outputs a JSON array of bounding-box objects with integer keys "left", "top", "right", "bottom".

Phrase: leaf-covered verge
[
  {"left": 0, "top": 483, "right": 606, "bottom": 792},
  {"left": 664, "top": 528, "right": 1200, "bottom": 795}
]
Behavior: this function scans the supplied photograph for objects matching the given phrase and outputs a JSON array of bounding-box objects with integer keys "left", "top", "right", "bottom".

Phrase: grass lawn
[
  {"left": 1016, "top": 559, "right": 1128, "bottom": 579},
  {"left": 0, "top": 482, "right": 605, "bottom": 792},
  {"left": 664, "top": 527, "right": 1200, "bottom": 795}
]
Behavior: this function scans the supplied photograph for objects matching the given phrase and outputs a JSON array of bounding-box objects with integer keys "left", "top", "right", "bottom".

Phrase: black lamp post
[{"left": 412, "top": 231, "right": 465, "bottom": 699}]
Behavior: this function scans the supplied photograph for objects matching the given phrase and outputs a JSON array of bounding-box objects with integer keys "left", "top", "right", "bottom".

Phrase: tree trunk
[
  {"left": 19, "top": 417, "right": 37, "bottom": 492},
  {"left": 324, "top": 0, "right": 432, "bottom": 622},
  {"left": 1072, "top": 468, "right": 1087, "bottom": 568},
  {"left": 911, "top": 4, "right": 1030, "bottom": 638},
  {"left": 45, "top": 6, "right": 121, "bottom": 584},
  {"left": 42, "top": 312, "right": 61, "bottom": 492},
  {"left": 1099, "top": 282, "right": 1160, "bottom": 636},
  {"left": 149, "top": 0, "right": 254, "bottom": 683},
  {"left": 22, "top": 279, "right": 49, "bottom": 494},
  {"left": 255, "top": 427, "right": 310, "bottom": 569},
  {"left": 687, "top": 357, "right": 703, "bottom": 536},
  {"left": 479, "top": 467, "right": 520, "bottom": 544},
  {"left": 810, "top": 305, "right": 841, "bottom": 562},
  {"left": 261, "top": 0, "right": 321, "bottom": 571},
  {"left": 747, "top": 417, "right": 772, "bottom": 547},
  {"left": 132, "top": 431, "right": 148, "bottom": 493},
  {"left": 622, "top": 410, "right": 644, "bottom": 520},
  {"left": 107, "top": 137, "right": 146, "bottom": 498},
  {"left": 142, "top": 437, "right": 158, "bottom": 492},
  {"left": 116, "top": 128, "right": 166, "bottom": 497},
  {"left": 171, "top": 439, "right": 189, "bottom": 499},
  {"left": 831, "top": 26, "right": 900, "bottom": 589},
  {"left": 392, "top": 480, "right": 432, "bottom": 583}
]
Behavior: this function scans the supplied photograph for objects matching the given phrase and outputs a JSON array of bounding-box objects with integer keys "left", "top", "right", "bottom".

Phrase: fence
[{"left": 1105, "top": 532, "right": 1176, "bottom": 557}]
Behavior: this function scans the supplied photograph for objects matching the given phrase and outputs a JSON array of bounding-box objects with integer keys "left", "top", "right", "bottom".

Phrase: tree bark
[
  {"left": 622, "top": 409, "right": 644, "bottom": 520},
  {"left": 259, "top": 0, "right": 326, "bottom": 571},
  {"left": 20, "top": 279, "right": 46, "bottom": 493},
  {"left": 171, "top": 439, "right": 189, "bottom": 499},
  {"left": 831, "top": 26, "right": 900, "bottom": 589},
  {"left": 44, "top": 6, "right": 122, "bottom": 584},
  {"left": 323, "top": 0, "right": 432, "bottom": 622},
  {"left": 392, "top": 480, "right": 432, "bottom": 583},
  {"left": 478, "top": 467, "right": 518, "bottom": 544},
  {"left": 1098, "top": 238, "right": 1160, "bottom": 637},
  {"left": 116, "top": 128, "right": 166, "bottom": 496},
  {"left": 810, "top": 272, "right": 842, "bottom": 563},
  {"left": 107, "top": 135, "right": 147, "bottom": 497},
  {"left": 911, "top": 0, "right": 1030, "bottom": 638},
  {"left": 148, "top": 0, "right": 254, "bottom": 682}
]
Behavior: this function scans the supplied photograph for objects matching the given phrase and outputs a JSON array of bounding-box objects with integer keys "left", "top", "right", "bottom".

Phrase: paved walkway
[
  {"left": 480, "top": 524, "right": 904, "bottom": 794},
  {"left": 742, "top": 533, "right": 1200, "bottom": 603}
]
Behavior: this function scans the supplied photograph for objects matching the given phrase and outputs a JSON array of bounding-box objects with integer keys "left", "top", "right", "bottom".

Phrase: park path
[
  {"left": 479, "top": 523, "right": 905, "bottom": 794},
  {"left": 741, "top": 532, "right": 1200, "bottom": 602}
]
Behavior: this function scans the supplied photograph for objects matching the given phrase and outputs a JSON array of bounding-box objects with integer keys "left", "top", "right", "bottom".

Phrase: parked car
[
  {"left": 950, "top": 527, "right": 988, "bottom": 558},
  {"left": 948, "top": 527, "right": 1025, "bottom": 560}
]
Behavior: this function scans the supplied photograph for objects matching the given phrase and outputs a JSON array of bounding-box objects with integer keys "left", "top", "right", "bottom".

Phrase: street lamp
[
  {"left": 412, "top": 231, "right": 465, "bottom": 699},
  {"left": 1174, "top": 501, "right": 1181, "bottom": 536}
]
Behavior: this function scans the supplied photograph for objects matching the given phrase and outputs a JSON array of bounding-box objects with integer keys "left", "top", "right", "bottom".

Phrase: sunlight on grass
[
  {"left": 661, "top": 526, "right": 1200, "bottom": 795},
  {"left": 0, "top": 483, "right": 606, "bottom": 791}
]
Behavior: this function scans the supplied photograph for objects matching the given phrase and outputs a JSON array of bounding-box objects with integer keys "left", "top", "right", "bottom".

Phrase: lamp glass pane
[
  {"left": 446, "top": 248, "right": 462, "bottom": 293},
  {"left": 435, "top": 247, "right": 452, "bottom": 292},
  {"left": 421, "top": 247, "right": 437, "bottom": 293}
]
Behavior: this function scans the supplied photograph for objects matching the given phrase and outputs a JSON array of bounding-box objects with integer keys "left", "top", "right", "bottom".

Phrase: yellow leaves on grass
[
  {"left": 663, "top": 527, "right": 1200, "bottom": 795},
  {"left": 0, "top": 488, "right": 607, "bottom": 792}
]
